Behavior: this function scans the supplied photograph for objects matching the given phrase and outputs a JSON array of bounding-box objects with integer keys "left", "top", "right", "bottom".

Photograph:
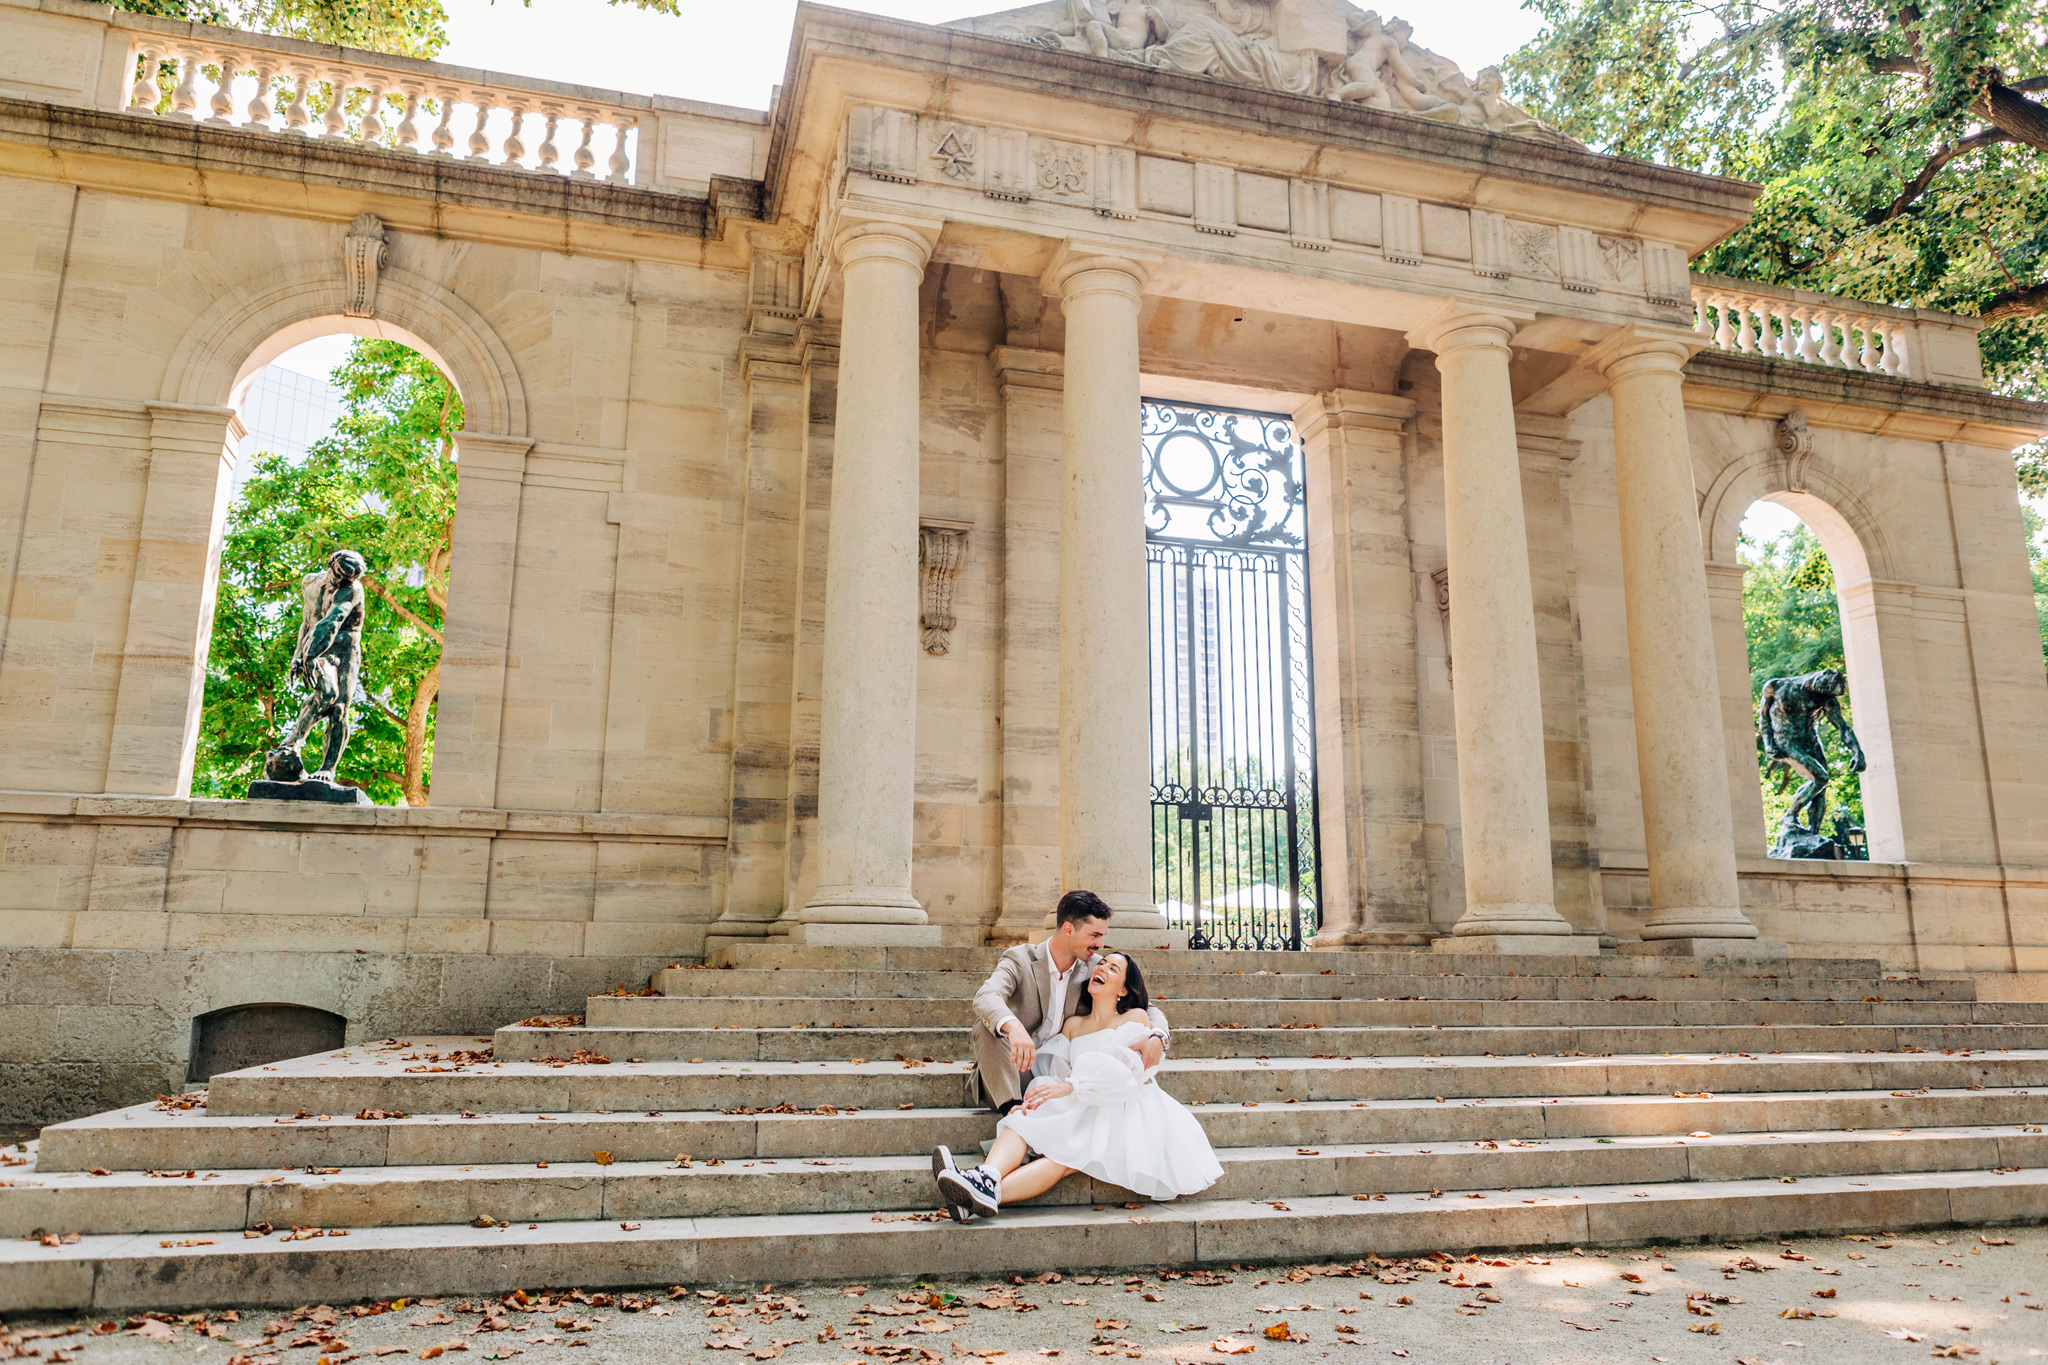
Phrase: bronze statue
[
  {"left": 1760, "top": 667, "right": 1865, "bottom": 858},
  {"left": 252, "top": 548, "right": 373, "bottom": 805}
]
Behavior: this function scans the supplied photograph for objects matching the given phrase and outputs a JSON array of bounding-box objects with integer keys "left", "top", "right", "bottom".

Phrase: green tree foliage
[
  {"left": 1739, "top": 517, "right": 1867, "bottom": 839},
  {"left": 111, "top": 0, "right": 448, "bottom": 59},
  {"left": 196, "top": 340, "right": 459, "bottom": 806},
  {"left": 1504, "top": 0, "right": 2048, "bottom": 485},
  {"left": 2028, "top": 503, "right": 2048, "bottom": 671}
]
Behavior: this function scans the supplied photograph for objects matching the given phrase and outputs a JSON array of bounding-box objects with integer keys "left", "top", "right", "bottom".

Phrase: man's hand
[
  {"left": 1130, "top": 1034, "right": 1164, "bottom": 1069},
  {"left": 1003, "top": 1019, "right": 1036, "bottom": 1073}
]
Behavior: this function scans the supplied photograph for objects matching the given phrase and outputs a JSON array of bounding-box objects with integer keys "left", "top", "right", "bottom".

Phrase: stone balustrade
[
  {"left": 1691, "top": 276, "right": 1915, "bottom": 379},
  {"left": 119, "top": 32, "right": 642, "bottom": 184}
]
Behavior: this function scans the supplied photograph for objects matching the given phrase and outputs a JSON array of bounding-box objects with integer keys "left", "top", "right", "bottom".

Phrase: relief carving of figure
[{"left": 985, "top": 0, "right": 1572, "bottom": 142}]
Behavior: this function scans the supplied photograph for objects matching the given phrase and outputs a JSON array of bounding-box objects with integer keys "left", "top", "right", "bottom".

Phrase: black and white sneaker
[
  {"left": 933, "top": 1146, "right": 974, "bottom": 1223},
  {"left": 958, "top": 1165, "right": 1002, "bottom": 1217}
]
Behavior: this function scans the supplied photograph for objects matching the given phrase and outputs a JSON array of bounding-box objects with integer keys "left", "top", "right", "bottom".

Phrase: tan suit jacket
[{"left": 970, "top": 941, "right": 1170, "bottom": 1109}]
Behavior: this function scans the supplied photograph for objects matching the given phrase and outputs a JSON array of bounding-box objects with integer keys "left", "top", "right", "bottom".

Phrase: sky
[{"left": 434, "top": 0, "right": 1549, "bottom": 112}]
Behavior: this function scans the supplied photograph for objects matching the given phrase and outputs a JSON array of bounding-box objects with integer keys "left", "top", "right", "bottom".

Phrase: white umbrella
[{"left": 1203, "top": 883, "right": 1315, "bottom": 911}]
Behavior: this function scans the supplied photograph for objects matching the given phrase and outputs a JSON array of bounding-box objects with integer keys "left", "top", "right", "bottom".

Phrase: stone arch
[
  {"left": 161, "top": 266, "right": 528, "bottom": 437},
  {"left": 1696, "top": 442, "right": 1907, "bottom": 863},
  {"left": 1697, "top": 444, "right": 1898, "bottom": 584},
  {"left": 187, "top": 1001, "right": 348, "bottom": 1082}
]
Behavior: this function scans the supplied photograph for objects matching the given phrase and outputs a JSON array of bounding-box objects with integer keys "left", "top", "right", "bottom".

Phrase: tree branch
[
  {"left": 1870, "top": 128, "right": 2011, "bottom": 223},
  {"left": 1982, "top": 283, "right": 2048, "bottom": 325},
  {"left": 361, "top": 573, "right": 443, "bottom": 645},
  {"left": 1974, "top": 79, "right": 2048, "bottom": 155},
  {"left": 2011, "top": 75, "right": 2048, "bottom": 95}
]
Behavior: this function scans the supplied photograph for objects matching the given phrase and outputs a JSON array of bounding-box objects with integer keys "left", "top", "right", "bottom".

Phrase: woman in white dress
[{"left": 933, "top": 952, "right": 1221, "bottom": 1219}]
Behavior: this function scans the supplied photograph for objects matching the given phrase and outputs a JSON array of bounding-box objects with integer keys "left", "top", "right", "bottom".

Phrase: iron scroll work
[{"left": 1144, "top": 401, "right": 1323, "bottom": 950}]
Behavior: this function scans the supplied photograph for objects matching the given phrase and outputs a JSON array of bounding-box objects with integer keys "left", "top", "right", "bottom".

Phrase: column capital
[
  {"left": 1404, "top": 300, "right": 1536, "bottom": 357},
  {"left": 450, "top": 431, "right": 535, "bottom": 481},
  {"left": 1042, "top": 239, "right": 1158, "bottom": 301},
  {"left": 831, "top": 212, "right": 942, "bottom": 273},
  {"left": 1291, "top": 388, "right": 1416, "bottom": 443},
  {"left": 990, "top": 345, "right": 1063, "bottom": 398},
  {"left": 1594, "top": 323, "right": 1707, "bottom": 382}
]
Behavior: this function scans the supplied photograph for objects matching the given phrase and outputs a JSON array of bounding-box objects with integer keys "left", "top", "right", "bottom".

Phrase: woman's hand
[{"left": 1021, "top": 1080, "right": 1074, "bottom": 1111}]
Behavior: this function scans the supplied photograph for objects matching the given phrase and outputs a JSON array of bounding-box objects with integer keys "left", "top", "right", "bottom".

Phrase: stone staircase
[{"left": 5, "top": 945, "right": 2048, "bottom": 1312}]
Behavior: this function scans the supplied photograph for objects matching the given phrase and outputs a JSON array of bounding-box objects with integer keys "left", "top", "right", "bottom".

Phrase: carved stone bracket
[
  {"left": 1776, "top": 409, "right": 1815, "bottom": 492},
  {"left": 342, "top": 214, "right": 388, "bottom": 319},
  {"left": 919, "top": 518, "right": 972, "bottom": 656},
  {"left": 1431, "top": 565, "right": 1453, "bottom": 683}
]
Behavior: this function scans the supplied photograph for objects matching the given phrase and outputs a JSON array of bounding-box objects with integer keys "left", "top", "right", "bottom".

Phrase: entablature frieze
[{"left": 826, "top": 104, "right": 1696, "bottom": 345}]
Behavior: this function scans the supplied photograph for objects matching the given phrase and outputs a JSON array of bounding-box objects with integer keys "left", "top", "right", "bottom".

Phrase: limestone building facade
[{"left": 0, "top": 0, "right": 2044, "bottom": 1118}]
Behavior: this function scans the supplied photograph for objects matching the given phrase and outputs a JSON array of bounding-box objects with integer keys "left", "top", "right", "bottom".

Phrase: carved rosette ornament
[
  {"left": 341, "top": 213, "right": 388, "bottom": 319},
  {"left": 918, "top": 520, "right": 972, "bottom": 656}
]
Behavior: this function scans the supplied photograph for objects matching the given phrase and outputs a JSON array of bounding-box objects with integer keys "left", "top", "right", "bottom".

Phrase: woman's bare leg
[
  {"left": 1001, "top": 1158, "right": 1073, "bottom": 1204},
  {"left": 983, "top": 1129, "right": 1032, "bottom": 1179}
]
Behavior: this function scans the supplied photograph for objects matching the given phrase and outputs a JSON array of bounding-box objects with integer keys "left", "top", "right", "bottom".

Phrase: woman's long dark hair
[{"left": 1089, "top": 952, "right": 1150, "bottom": 1017}]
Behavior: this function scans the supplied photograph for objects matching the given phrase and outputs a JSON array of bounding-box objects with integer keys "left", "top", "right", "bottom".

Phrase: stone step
[
  {"left": 6, "top": 1168, "right": 2043, "bottom": 1312},
  {"left": 652, "top": 967, "right": 1972, "bottom": 1002},
  {"left": 38, "top": 1086, "right": 2048, "bottom": 1173},
  {"left": 595, "top": 993, "right": 2045, "bottom": 1030},
  {"left": 706, "top": 945, "right": 1892, "bottom": 977},
  {"left": 185, "top": 1046, "right": 2048, "bottom": 1122},
  {"left": 496, "top": 1020, "right": 2048, "bottom": 1062},
  {"left": 10, "top": 1125, "right": 2047, "bottom": 1239}
]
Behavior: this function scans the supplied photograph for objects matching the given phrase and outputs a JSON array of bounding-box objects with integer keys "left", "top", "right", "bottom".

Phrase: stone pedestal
[
  {"left": 795, "top": 216, "right": 943, "bottom": 946},
  {"left": 1407, "top": 303, "right": 1572, "bottom": 941},
  {"left": 247, "top": 778, "right": 373, "bottom": 806},
  {"left": 1433, "top": 934, "right": 1601, "bottom": 956},
  {"left": 1602, "top": 333, "right": 1757, "bottom": 943},
  {"left": 1620, "top": 937, "right": 1789, "bottom": 959}
]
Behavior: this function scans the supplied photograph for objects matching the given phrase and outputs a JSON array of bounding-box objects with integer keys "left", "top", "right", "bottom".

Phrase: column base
[
  {"left": 1620, "top": 937, "right": 1789, "bottom": 959},
  {"left": 792, "top": 893, "right": 936, "bottom": 946},
  {"left": 1433, "top": 934, "right": 1602, "bottom": 956},
  {"left": 1640, "top": 914, "right": 1760, "bottom": 942}
]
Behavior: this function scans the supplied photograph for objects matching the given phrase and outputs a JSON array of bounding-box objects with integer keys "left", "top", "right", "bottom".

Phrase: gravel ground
[{"left": 6, "top": 1225, "right": 2045, "bottom": 1365}]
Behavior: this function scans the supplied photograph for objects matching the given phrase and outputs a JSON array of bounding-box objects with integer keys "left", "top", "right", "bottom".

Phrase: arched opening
[
  {"left": 188, "top": 1003, "right": 347, "bottom": 1083},
  {"left": 1738, "top": 493, "right": 1902, "bottom": 861},
  {"left": 193, "top": 323, "right": 464, "bottom": 807}
]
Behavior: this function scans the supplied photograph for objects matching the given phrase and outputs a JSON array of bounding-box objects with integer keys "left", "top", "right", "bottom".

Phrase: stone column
[
  {"left": 793, "top": 217, "right": 942, "bottom": 946},
  {"left": 1406, "top": 305, "right": 1583, "bottom": 951},
  {"left": 1600, "top": 332, "right": 1760, "bottom": 948},
  {"left": 1045, "top": 245, "right": 1177, "bottom": 944},
  {"left": 104, "top": 403, "right": 241, "bottom": 795},
  {"left": 431, "top": 432, "right": 534, "bottom": 810},
  {"left": 1292, "top": 389, "right": 1434, "bottom": 947}
]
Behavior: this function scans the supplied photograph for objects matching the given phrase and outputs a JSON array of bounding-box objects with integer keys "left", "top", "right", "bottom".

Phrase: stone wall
[{"left": 0, "top": 945, "right": 672, "bottom": 1125}]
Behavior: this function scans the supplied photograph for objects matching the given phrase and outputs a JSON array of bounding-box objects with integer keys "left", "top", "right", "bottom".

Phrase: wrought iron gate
[{"left": 1144, "top": 401, "right": 1322, "bottom": 950}]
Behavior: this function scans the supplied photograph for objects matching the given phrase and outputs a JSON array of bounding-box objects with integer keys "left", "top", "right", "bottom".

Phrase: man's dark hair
[
  {"left": 1054, "top": 889, "right": 1113, "bottom": 929},
  {"left": 1081, "top": 957, "right": 1146, "bottom": 1019}
]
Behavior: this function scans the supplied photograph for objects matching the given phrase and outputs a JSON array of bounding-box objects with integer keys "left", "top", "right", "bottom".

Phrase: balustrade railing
[
  {"left": 120, "top": 34, "right": 642, "bottom": 185},
  {"left": 1692, "top": 277, "right": 1913, "bottom": 380}
]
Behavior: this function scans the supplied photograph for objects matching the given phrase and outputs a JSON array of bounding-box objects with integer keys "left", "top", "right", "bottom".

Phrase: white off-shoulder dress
[{"left": 997, "top": 1017, "right": 1222, "bottom": 1201}]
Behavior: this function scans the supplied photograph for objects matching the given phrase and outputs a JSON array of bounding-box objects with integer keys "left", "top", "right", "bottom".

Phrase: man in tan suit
[{"left": 968, "top": 890, "right": 1170, "bottom": 1113}]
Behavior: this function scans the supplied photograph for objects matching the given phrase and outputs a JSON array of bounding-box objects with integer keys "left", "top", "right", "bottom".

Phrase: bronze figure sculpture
[
  {"left": 1759, "top": 667, "right": 1866, "bottom": 859},
  {"left": 250, "top": 548, "right": 374, "bottom": 805}
]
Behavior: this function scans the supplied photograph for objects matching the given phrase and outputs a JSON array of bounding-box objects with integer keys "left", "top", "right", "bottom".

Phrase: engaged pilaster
[
  {"left": 1291, "top": 389, "right": 1435, "bottom": 948},
  {"left": 105, "top": 404, "right": 241, "bottom": 796},
  {"left": 1045, "top": 244, "right": 1178, "bottom": 944},
  {"left": 1406, "top": 304, "right": 1586, "bottom": 953},
  {"left": 794, "top": 216, "right": 942, "bottom": 946},
  {"left": 1600, "top": 331, "right": 1763, "bottom": 952}
]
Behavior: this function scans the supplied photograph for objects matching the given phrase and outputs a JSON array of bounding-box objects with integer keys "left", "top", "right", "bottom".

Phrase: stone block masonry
[{"left": 0, "top": 945, "right": 674, "bottom": 1125}]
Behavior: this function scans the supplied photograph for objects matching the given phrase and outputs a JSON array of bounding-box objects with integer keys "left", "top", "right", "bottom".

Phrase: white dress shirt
[{"left": 1038, "top": 952, "right": 1081, "bottom": 1045}]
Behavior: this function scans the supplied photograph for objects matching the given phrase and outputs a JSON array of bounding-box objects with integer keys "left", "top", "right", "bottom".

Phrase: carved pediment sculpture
[{"left": 955, "top": 0, "right": 1577, "bottom": 145}]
